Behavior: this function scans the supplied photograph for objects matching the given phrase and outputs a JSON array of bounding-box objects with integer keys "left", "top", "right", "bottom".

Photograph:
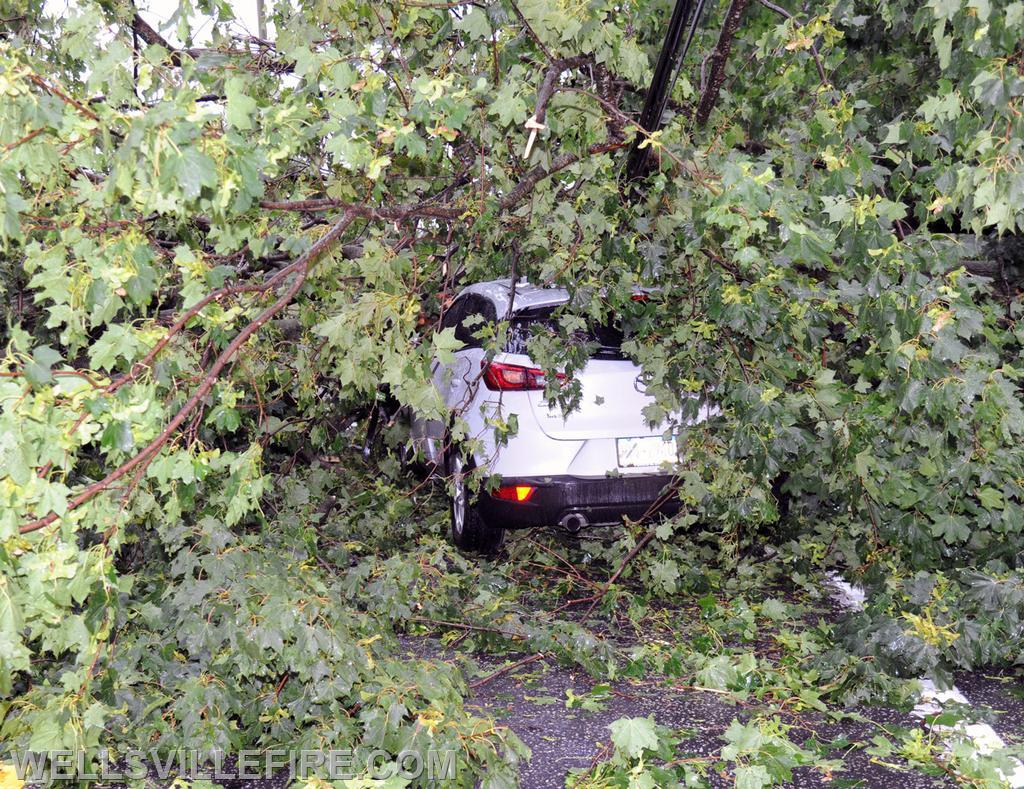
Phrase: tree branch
[
  {"left": 469, "top": 653, "right": 546, "bottom": 688},
  {"left": 508, "top": 1, "right": 552, "bottom": 60},
  {"left": 130, "top": 11, "right": 292, "bottom": 72},
  {"left": 499, "top": 140, "right": 626, "bottom": 209},
  {"left": 695, "top": 0, "right": 751, "bottom": 127},
  {"left": 533, "top": 55, "right": 591, "bottom": 126},
  {"left": 260, "top": 139, "right": 626, "bottom": 220},
  {"left": 258, "top": 199, "right": 464, "bottom": 220},
  {"left": 26, "top": 75, "right": 99, "bottom": 122},
  {"left": 131, "top": 12, "right": 184, "bottom": 67},
  {"left": 20, "top": 212, "right": 356, "bottom": 535},
  {"left": 754, "top": 0, "right": 830, "bottom": 90}
]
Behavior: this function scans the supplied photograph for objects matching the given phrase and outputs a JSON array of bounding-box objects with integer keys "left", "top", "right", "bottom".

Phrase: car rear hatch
[
  {"left": 527, "top": 358, "right": 666, "bottom": 440},
  {"left": 504, "top": 305, "right": 673, "bottom": 442}
]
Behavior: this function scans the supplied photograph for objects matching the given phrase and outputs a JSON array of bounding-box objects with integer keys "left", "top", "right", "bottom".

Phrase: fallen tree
[{"left": 1, "top": 0, "right": 1023, "bottom": 781}]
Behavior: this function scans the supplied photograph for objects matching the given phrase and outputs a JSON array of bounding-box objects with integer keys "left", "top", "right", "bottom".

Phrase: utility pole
[{"left": 624, "top": 0, "right": 707, "bottom": 183}]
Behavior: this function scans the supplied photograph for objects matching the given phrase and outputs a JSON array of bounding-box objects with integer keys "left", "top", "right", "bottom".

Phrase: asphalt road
[{"left": 463, "top": 646, "right": 1024, "bottom": 788}]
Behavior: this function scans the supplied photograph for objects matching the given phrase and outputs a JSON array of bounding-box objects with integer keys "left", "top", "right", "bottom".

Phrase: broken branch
[{"left": 19, "top": 212, "right": 356, "bottom": 535}]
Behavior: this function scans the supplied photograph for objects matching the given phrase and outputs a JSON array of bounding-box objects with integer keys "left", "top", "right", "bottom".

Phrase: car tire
[
  {"left": 771, "top": 473, "right": 791, "bottom": 521},
  {"left": 447, "top": 449, "right": 505, "bottom": 554}
]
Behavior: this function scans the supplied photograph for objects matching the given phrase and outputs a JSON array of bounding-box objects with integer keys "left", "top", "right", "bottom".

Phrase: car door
[
  {"left": 411, "top": 298, "right": 466, "bottom": 467},
  {"left": 433, "top": 293, "right": 496, "bottom": 412}
]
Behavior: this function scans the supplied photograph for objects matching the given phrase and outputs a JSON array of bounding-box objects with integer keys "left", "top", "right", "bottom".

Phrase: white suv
[{"left": 411, "top": 279, "right": 714, "bottom": 552}]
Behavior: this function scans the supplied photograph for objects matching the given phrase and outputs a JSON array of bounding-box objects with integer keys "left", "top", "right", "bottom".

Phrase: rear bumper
[{"left": 477, "top": 474, "right": 679, "bottom": 529}]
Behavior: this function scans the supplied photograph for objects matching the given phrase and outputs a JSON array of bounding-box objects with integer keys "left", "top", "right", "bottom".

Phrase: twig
[
  {"left": 754, "top": 0, "right": 830, "bottom": 90},
  {"left": 259, "top": 138, "right": 627, "bottom": 218},
  {"left": 528, "top": 538, "right": 599, "bottom": 588},
  {"left": 579, "top": 481, "right": 683, "bottom": 623},
  {"left": 580, "top": 528, "right": 657, "bottom": 621},
  {"left": 108, "top": 280, "right": 276, "bottom": 394},
  {"left": 26, "top": 75, "right": 99, "bottom": 122},
  {"left": 508, "top": 1, "right": 552, "bottom": 60},
  {"left": 3, "top": 127, "right": 46, "bottom": 151},
  {"left": 469, "top": 653, "right": 546, "bottom": 688},
  {"left": 499, "top": 140, "right": 626, "bottom": 210},
  {"left": 546, "top": 594, "right": 600, "bottom": 617},
  {"left": 407, "top": 616, "right": 526, "bottom": 641}
]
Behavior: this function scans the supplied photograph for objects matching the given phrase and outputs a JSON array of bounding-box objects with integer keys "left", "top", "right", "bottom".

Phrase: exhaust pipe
[{"left": 559, "top": 512, "right": 588, "bottom": 533}]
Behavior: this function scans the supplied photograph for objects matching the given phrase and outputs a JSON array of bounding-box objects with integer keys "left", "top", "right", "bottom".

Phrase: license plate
[{"left": 616, "top": 436, "right": 678, "bottom": 468}]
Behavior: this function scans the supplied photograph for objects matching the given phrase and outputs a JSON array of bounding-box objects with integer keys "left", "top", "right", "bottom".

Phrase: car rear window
[{"left": 504, "top": 306, "right": 625, "bottom": 359}]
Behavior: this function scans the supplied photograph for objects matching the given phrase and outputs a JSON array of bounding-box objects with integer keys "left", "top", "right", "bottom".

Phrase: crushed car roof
[{"left": 458, "top": 278, "right": 570, "bottom": 316}]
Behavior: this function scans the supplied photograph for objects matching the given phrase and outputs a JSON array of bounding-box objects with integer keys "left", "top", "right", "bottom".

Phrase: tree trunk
[{"left": 695, "top": 0, "right": 751, "bottom": 126}]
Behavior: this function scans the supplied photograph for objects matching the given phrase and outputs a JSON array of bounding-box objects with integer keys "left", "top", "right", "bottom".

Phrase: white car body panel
[{"left": 412, "top": 279, "right": 713, "bottom": 480}]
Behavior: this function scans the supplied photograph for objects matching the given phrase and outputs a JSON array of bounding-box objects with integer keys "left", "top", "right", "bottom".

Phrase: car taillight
[
  {"left": 492, "top": 485, "right": 535, "bottom": 502},
  {"left": 481, "top": 361, "right": 565, "bottom": 391}
]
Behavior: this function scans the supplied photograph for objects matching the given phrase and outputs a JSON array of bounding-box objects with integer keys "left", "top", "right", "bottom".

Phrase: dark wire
[
  {"left": 671, "top": 0, "right": 709, "bottom": 107},
  {"left": 624, "top": 0, "right": 711, "bottom": 184}
]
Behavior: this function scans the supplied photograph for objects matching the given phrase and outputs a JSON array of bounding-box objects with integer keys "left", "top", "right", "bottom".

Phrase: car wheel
[
  {"left": 447, "top": 450, "right": 505, "bottom": 554},
  {"left": 771, "top": 472, "right": 791, "bottom": 521}
]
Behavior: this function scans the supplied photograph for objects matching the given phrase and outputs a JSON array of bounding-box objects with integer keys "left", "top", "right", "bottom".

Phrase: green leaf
[
  {"left": 968, "top": 0, "right": 990, "bottom": 22},
  {"left": 933, "top": 26, "right": 953, "bottom": 70},
  {"left": 88, "top": 325, "right": 142, "bottom": 370},
  {"left": 760, "top": 598, "right": 789, "bottom": 621},
  {"left": 100, "top": 421, "right": 135, "bottom": 453},
  {"left": 722, "top": 719, "right": 764, "bottom": 755},
  {"left": 977, "top": 487, "right": 1004, "bottom": 510},
  {"left": 432, "top": 327, "right": 463, "bottom": 363},
  {"left": 734, "top": 764, "right": 771, "bottom": 789},
  {"left": 0, "top": 173, "right": 27, "bottom": 243},
  {"left": 608, "top": 716, "right": 660, "bottom": 759},
  {"left": 171, "top": 146, "right": 218, "bottom": 201},
  {"left": 454, "top": 7, "right": 491, "bottom": 40},
  {"left": 931, "top": 513, "right": 971, "bottom": 543},
  {"left": 695, "top": 655, "right": 739, "bottom": 690},
  {"left": 650, "top": 559, "right": 680, "bottom": 592},
  {"left": 0, "top": 577, "right": 24, "bottom": 637},
  {"left": 28, "top": 715, "right": 66, "bottom": 751},
  {"left": 24, "top": 345, "right": 61, "bottom": 386},
  {"left": 1008, "top": 3, "right": 1024, "bottom": 28},
  {"left": 225, "top": 77, "right": 258, "bottom": 129}
]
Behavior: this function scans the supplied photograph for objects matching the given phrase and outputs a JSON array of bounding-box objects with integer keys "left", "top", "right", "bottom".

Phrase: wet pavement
[
  {"left": 459, "top": 647, "right": 955, "bottom": 788},
  {"left": 468, "top": 656, "right": 735, "bottom": 785},
  {"left": 951, "top": 670, "right": 1024, "bottom": 743}
]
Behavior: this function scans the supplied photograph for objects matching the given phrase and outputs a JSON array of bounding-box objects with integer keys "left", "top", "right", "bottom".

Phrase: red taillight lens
[
  {"left": 482, "top": 361, "right": 565, "bottom": 391},
  {"left": 492, "top": 485, "right": 535, "bottom": 502}
]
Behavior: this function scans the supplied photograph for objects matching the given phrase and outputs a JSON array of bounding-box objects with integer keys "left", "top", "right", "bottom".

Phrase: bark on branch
[
  {"left": 533, "top": 55, "right": 591, "bottom": 126},
  {"left": 131, "top": 12, "right": 186, "bottom": 67},
  {"left": 131, "top": 12, "right": 292, "bottom": 72},
  {"left": 695, "top": 0, "right": 751, "bottom": 127}
]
